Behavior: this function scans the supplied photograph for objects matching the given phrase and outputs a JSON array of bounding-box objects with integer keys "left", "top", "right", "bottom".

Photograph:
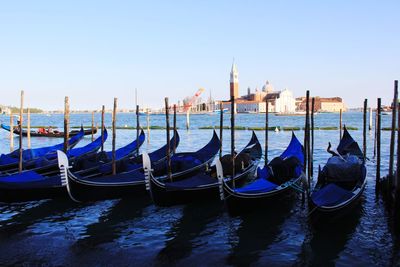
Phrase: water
[{"left": 0, "top": 112, "right": 398, "bottom": 266}]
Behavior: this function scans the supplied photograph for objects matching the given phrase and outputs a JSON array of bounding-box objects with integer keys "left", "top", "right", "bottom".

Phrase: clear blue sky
[{"left": 1, "top": 1, "right": 399, "bottom": 110}]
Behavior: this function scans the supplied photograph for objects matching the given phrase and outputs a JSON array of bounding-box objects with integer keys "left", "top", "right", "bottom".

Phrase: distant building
[
  {"left": 0, "top": 105, "right": 10, "bottom": 115},
  {"left": 220, "top": 64, "right": 296, "bottom": 113},
  {"left": 296, "top": 97, "right": 346, "bottom": 112}
]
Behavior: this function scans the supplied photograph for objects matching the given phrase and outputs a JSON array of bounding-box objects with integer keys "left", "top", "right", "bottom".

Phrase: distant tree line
[{"left": 9, "top": 107, "right": 43, "bottom": 113}]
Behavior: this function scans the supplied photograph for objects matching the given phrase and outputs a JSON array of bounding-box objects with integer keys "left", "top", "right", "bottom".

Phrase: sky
[{"left": 0, "top": 1, "right": 399, "bottom": 110}]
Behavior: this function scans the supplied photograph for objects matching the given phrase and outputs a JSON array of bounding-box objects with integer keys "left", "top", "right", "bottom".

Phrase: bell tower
[{"left": 230, "top": 62, "right": 239, "bottom": 99}]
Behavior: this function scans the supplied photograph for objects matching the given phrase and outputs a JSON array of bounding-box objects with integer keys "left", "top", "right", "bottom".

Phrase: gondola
[
  {"left": 0, "top": 129, "right": 142, "bottom": 202},
  {"left": 59, "top": 131, "right": 219, "bottom": 202},
  {"left": 1, "top": 123, "right": 96, "bottom": 138},
  {"left": 309, "top": 126, "right": 366, "bottom": 220},
  {"left": 220, "top": 132, "right": 305, "bottom": 215},
  {"left": 58, "top": 130, "right": 181, "bottom": 202},
  {"left": 0, "top": 127, "right": 85, "bottom": 172},
  {"left": 147, "top": 131, "right": 261, "bottom": 206}
]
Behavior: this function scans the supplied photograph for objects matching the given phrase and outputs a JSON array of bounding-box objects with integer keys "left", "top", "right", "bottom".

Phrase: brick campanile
[{"left": 230, "top": 62, "right": 239, "bottom": 99}]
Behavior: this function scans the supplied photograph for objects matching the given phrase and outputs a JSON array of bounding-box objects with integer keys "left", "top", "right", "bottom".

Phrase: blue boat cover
[
  {"left": 311, "top": 183, "right": 354, "bottom": 207},
  {"left": 105, "top": 130, "right": 145, "bottom": 160},
  {"left": 165, "top": 173, "right": 217, "bottom": 190},
  {"left": 0, "top": 170, "right": 45, "bottom": 183},
  {"left": 0, "top": 127, "right": 84, "bottom": 165},
  {"left": 234, "top": 133, "right": 303, "bottom": 194},
  {"left": 234, "top": 177, "right": 278, "bottom": 193}
]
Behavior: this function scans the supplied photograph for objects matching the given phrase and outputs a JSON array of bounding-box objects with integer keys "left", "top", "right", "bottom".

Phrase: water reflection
[
  {"left": 226, "top": 197, "right": 296, "bottom": 266},
  {"left": 155, "top": 202, "right": 224, "bottom": 265},
  {"left": 301, "top": 200, "right": 364, "bottom": 266},
  {"left": 73, "top": 197, "right": 152, "bottom": 248}
]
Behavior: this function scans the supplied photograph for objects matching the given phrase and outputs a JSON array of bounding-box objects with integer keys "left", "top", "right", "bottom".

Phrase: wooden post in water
[
  {"left": 265, "top": 98, "right": 269, "bottom": 165},
  {"left": 303, "top": 91, "right": 309, "bottom": 174},
  {"left": 18, "top": 90, "right": 24, "bottom": 173},
  {"left": 305, "top": 91, "right": 311, "bottom": 187},
  {"left": 389, "top": 81, "right": 398, "bottom": 189},
  {"left": 112, "top": 98, "right": 117, "bottom": 175},
  {"left": 147, "top": 110, "right": 150, "bottom": 144},
  {"left": 63, "top": 96, "right": 70, "bottom": 153},
  {"left": 9, "top": 113, "right": 14, "bottom": 152},
  {"left": 310, "top": 97, "right": 315, "bottom": 177},
  {"left": 101, "top": 105, "right": 105, "bottom": 152},
  {"left": 363, "top": 99, "right": 367, "bottom": 161},
  {"left": 339, "top": 108, "right": 343, "bottom": 141},
  {"left": 165, "top": 98, "right": 172, "bottom": 181},
  {"left": 374, "top": 110, "right": 377, "bottom": 158},
  {"left": 231, "top": 95, "right": 236, "bottom": 188},
  {"left": 27, "top": 108, "right": 31, "bottom": 149},
  {"left": 136, "top": 104, "right": 140, "bottom": 156},
  {"left": 376, "top": 98, "right": 381, "bottom": 189},
  {"left": 91, "top": 111, "right": 95, "bottom": 142},
  {"left": 219, "top": 102, "right": 223, "bottom": 159},
  {"left": 173, "top": 104, "right": 177, "bottom": 154},
  {"left": 186, "top": 110, "right": 190, "bottom": 130},
  {"left": 396, "top": 101, "right": 400, "bottom": 194}
]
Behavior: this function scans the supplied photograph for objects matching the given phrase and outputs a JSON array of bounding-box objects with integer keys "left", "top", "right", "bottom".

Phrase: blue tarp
[
  {"left": 0, "top": 127, "right": 84, "bottom": 165},
  {"left": 235, "top": 178, "right": 278, "bottom": 194},
  {"left": 0, "top": 170, "right": 45, "bottom": 183},
  {"left": 311, "top": 183, "right": 354, "bottom": 207}
]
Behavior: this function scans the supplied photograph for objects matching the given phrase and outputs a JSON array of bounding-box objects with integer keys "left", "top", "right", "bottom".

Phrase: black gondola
[
  {"left": 147, "top": 131, "right": 262, "bottom": 206},
  {"left": 309, "top": 126, "right": 366, "bottom": 220},
  {"left": 0, "top": 127, "right": 85, "bottom": 172},
  {"left": 220, "top": 132, "right": 305, "bottom": 215},
  {"left": 58, "top": 131, "right": 183, "bottom": 202},
  {"left": 0, "top": 129, "right": 122, "bottom": 202},
  {"left": 1, "top": 123, "right": 96, "bottom": 138}
]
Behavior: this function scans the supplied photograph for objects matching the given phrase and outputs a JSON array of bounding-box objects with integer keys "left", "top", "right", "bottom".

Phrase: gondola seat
[
  {"left": 311, "top": 183, "right": 354, "bottom": 207},
  {"left": 234, "top": 178, "right": 278, "bottom": 194}
]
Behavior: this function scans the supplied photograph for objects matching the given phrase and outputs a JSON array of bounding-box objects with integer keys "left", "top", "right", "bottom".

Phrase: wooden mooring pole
[
  {"left": 219, "top": 102, "right": 223, "bottom": 159},
  {"left": 136, "top": 104, "right": 140, "bottom": 156},
  {"left": 63, "top": 96, "right": 70, "bottom": 153},
  {"left": 91, "top": 111, "right": 95, "bottom": 142},
  {"left": 265, "top": 98, "right": 269, "bottom": 165},
  {"left": 339, "top": 108, "right": 343, "bottom": 141},
  {"left": 165, "top": 98, "right": 172, "bottom": 181},
  {"left": 389, "top": 81, "right": 398, "bottom": 192},
  {"left": 363, "top": 99, "right": 367, "bottom": 161},
  {"left": 112, "top": 98, "right": 117, "bottom": 175},
  {"left": 186, "top": 110, "right": 190, "bottom": 130},
  {"left": 147, "top": 110, "right": 150, "bottom": 144},
  {"left": 18, "top": 90, "right": 24, "bottom": 173},
  {"left": 101, "top": 105, "right": 105, "bottom": 152},
  {"left": 310, "top": 97, "right": 315, "bottom": 177},
  {"left": 173, "top": 104, "right": 177, "bottom": 154},
  {"left": 9, "top": 113, "right": 14, "bottom": 152},
  {"left": 27, "top": 108, "right": 31, "bottom": 149},
  {"left": 396, "top": 95, "right": 400, "bottom": 197},
  {"left": 376, "top": 98, "right": 381, "bottom": 190},
  {"left": 231, "top": 95, "right": 236, "bottom": 188}
]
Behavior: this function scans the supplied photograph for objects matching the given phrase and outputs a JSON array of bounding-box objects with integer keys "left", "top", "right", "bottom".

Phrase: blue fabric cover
[
  {"left": 65, "top": 129, "right": 108, "bottom": 158},
  {"left": 234, "top": 133, "right": 303, "bottom": 193},
  {"left": 165, "top": 173, "right": 217, "bottom": 190},
  {"left": 0, "top": 127, "right": 84, "bottom": 165},
  {"left": 0, "top": 170, "right": 45, "bottom": 183},
  {"left": 324, "top": 155, "right": 361, "bottom": 182},
  {"left": 235, "top": 178, "right": 278, "bottom": 193},
  {"left": 105, "top": 130, "right": 145, "bottom": 160},
  {"left": 311, "top": 183, "right": 354, "bottom": 207}
]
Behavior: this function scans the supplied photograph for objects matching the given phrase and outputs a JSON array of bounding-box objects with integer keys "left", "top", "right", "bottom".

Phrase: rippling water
[{"left": 0, "top": 112, "right": 398, "bottom": 266}]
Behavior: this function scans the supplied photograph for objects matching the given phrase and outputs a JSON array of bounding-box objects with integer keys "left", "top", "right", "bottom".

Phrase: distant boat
[
  {"left": 1, "top": 124, "right": 96, "bottom": 138},
  {"left": 382, "top": 111, "right": 391, "bottom": 116},
  {"left": 275, "top": 111, "right": 318, "bottom": 116},
  {"left": 214, "top": 108, "right": 228, "bottom": 114}
]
